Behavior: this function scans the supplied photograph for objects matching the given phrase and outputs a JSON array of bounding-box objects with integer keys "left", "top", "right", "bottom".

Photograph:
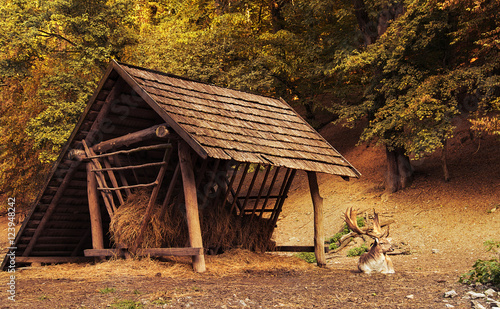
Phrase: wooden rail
[{"left": 84, "top": 248, "right": 203, "bottom": 257}]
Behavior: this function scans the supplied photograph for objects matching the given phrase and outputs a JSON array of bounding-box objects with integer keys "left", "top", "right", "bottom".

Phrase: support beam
[
  {"left": 307, "top": 171, "right": 326, "bottom": 267},
  {"left": 84, "top": 247, "right": 202, "bottom": 257},
  {"left": 92, "top": 123, "right": 172, "bottom": 153},
  {"left": 86, "top": 163, "right": 104, "bottom": 251},
  {"left": 159, "top": 162, "right": 181, "bottom": 220},
  {"left": 178, "top": 141, "right": 206, "bottom": 273},
  {"left": 15, "top": 257, "right": 93, "bottom": 264},
  {"left": 83, "top": 140, "right": 116, "bottom": 218}
]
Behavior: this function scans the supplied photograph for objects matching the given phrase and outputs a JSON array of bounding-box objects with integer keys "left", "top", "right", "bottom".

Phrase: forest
[{"left": 0, "top": 0, "right": 499, "bottom": 210}]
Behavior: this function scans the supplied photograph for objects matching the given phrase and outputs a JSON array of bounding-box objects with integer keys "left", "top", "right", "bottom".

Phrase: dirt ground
[{"left": 1, "top": 117, "right": 499, "bottom": 308}]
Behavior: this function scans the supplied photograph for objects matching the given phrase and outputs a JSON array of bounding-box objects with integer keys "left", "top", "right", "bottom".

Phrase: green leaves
[
  {"left": 0, "top": 0, "right": 137, "bottom": 208},
  {"left": 332, "top": 0, "right": 500, "bottom": 158}
]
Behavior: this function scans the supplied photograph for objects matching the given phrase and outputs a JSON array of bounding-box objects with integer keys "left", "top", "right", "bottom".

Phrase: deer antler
[
  {"left": 343, "top": 207, "right": 385, "bottom": 239},
  {"left": 343, "top": 207, "right": 365, "bottom": 235}
]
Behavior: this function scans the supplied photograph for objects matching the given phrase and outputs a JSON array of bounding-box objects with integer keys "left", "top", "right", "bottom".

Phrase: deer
[{"left": 343, "top": 207, "right": 395, "bottom": 274}]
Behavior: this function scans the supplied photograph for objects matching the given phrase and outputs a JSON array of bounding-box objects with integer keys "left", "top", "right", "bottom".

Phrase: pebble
[
  {"left": 406, "top": 294, "right": 414, "bottom": 299},
  {"left": 445, "top": 304, "right": 455, "bottom": 308},
  {"left": 467, "top": 291, "right": 486, "bottom": 299},
  {"left": 487, "top": 298, "right": 500, "bottom": 307},
  {"left": 471, "top": 300, "right": 486, "bottom": 309},
  {"left": 444, "top": 290, "right": 458, "bottom": 298},
  {"left": 484, "top": 288, "right": 497, "bottom": 297}
]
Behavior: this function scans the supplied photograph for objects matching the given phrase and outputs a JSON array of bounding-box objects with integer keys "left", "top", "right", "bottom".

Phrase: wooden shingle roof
[{"left": 116, "top": 62, "right": 360, "bottom": 178}]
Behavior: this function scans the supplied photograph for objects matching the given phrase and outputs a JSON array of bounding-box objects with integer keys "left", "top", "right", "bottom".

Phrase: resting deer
[{"left": 344, "top": 208, "right": 395, "bottom": 274}]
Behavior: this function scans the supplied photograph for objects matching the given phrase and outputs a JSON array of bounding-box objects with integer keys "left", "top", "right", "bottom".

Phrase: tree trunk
[
  {"left": 269, "top": 1, "right": 290, "bottom": 33},
  {"left": 351, "top": 0, "right": 405, "bottom": 45},
  {"left": 441, "top": 139, "right": 450, "bottom": 182},
  {"left": 351, "top": 0, "right": 378, "bottom": 45},
  {"left": 385, "top": 147, "right": 414, "bottom": 192}
]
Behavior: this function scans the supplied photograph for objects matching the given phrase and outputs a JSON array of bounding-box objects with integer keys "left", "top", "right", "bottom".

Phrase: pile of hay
[
  {"left": 109, "top": 189, "right": 276, "bottom": 253},
  {"left": 201, "top": 205, "right": 276, "bottom": 253},
  {"left": 109, "top": 189, "right": 186, "bottom": 249}
]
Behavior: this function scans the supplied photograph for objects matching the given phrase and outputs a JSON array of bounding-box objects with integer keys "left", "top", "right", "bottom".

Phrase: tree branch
[{"left": 37, "top": 30, "right": 77, "bottom": 46}]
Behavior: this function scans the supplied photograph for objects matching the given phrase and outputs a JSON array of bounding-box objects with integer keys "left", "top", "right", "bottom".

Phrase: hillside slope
[{"left": 275, "top": 116, "right": 500, "bottom": 258}]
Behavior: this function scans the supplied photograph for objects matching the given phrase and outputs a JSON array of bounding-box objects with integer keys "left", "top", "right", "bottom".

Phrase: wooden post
[
  {"left": 178, "top": 141, "right": 206, "bottom": 273},
  {"left": 82, "top": 140, "right": 116, "bottom": 218},
  {"left": 86, "top": 163, "right": 105, "bottom": 252},
  {"left": 307, "top": 171, "right": 326, "bottom": 267}
]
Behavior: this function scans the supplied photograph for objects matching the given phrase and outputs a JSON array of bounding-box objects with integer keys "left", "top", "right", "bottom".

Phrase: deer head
[{"left": 344, "top": 208, "right": 394, "bottom": 274}]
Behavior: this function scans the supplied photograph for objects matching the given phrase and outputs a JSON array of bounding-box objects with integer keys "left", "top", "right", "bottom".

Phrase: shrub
[
  {"left": 111, "top": 300, "right": 144, "bottom": 309},
  {"left": 295, "top": 252, "right": 317, "bottom": 263},
  {"left": 460, "top": 240, "right": 500, "bottom": 288},
  {"left": 460, "top": 259, "right": 500, "bottom": 287},
  {"left": 347, "top": 244, "right": 368, "bottom": 257}
]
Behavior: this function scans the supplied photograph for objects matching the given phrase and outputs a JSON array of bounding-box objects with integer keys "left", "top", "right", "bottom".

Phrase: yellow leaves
[{"left": 470, "top": 116, "right": 500, "bottom": 136}]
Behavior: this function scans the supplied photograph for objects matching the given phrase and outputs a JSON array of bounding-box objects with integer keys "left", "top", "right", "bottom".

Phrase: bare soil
[{"left": 1, "top": 118, "right": 499, "bottom": 309}]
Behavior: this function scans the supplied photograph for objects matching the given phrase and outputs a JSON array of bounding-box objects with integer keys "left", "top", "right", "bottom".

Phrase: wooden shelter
[{"left": 2, "top": 61, "right": 359, "bottom": 272}]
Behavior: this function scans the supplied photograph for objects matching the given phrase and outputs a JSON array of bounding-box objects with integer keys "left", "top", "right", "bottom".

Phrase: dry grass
[{"left": 0, "top": 249, "right": 315, "bottom": 282}]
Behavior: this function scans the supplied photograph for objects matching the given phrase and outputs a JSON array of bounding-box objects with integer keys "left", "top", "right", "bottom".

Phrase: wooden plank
[
  {"left": 270, "top": 169, "right": 296, "bottom": 226},
  {"left": 221, "top": 162, "right": 240, "bottom": 208},
  {"left": 178, "top": 141, "right": 206, "bottom": 273},
  {"left": 229, "top": 163, "right": 250, "bottom": 215},
  {"left": 102, "top": 157, "right": 125, "bottom": 205},
  {"left": 97, "top": 182, "right": 157, "bottom": 191},
  {"left": 269, "top": 168, "right": 292, "bottom": 224},
  {"left": 22, "top": 160, "right": 82, "bottom": 257},
  {"left": 15, "top": 257, "right": 93, "bottom": 264},
  {"left": 272, "top": 246, "right": 329, "bottom": 253},
  {"left": 237, "top": 195, "right": 279, "bottom": 200},
  {"left": 84, "top": 249, "right": 127, "bottom": 257},
  {"left": 307, "top": 171, "right": 326, "bottom": 267},
  {"left": 92, "top": 161, "right": 165, "bottom": 172},
  {"left": 159, "top": 161, "right": 181, "bottom": 219},
  {"left": 113, "top": 155, "right": 132, "bottom": 196},
  {"left": 249, "top": 165, "right": 272, "bottom": 218},
  {"left": 84, "top": 248, "right": 202, "bottom": 257},
  {"left": 138, "top": 248, "right": 203, "bottom": 257},
  {"left": 260, "top": 166, "right": 281, "bottom": 218},
  {"left": 87, "top": 163, "right": 104, "bottom": 251},
  {"left": 240, "top": 164, "right": 261, "bottom": 217},
  {"left": 85, "top": 144, "right": 172, "bottom": 160}
]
